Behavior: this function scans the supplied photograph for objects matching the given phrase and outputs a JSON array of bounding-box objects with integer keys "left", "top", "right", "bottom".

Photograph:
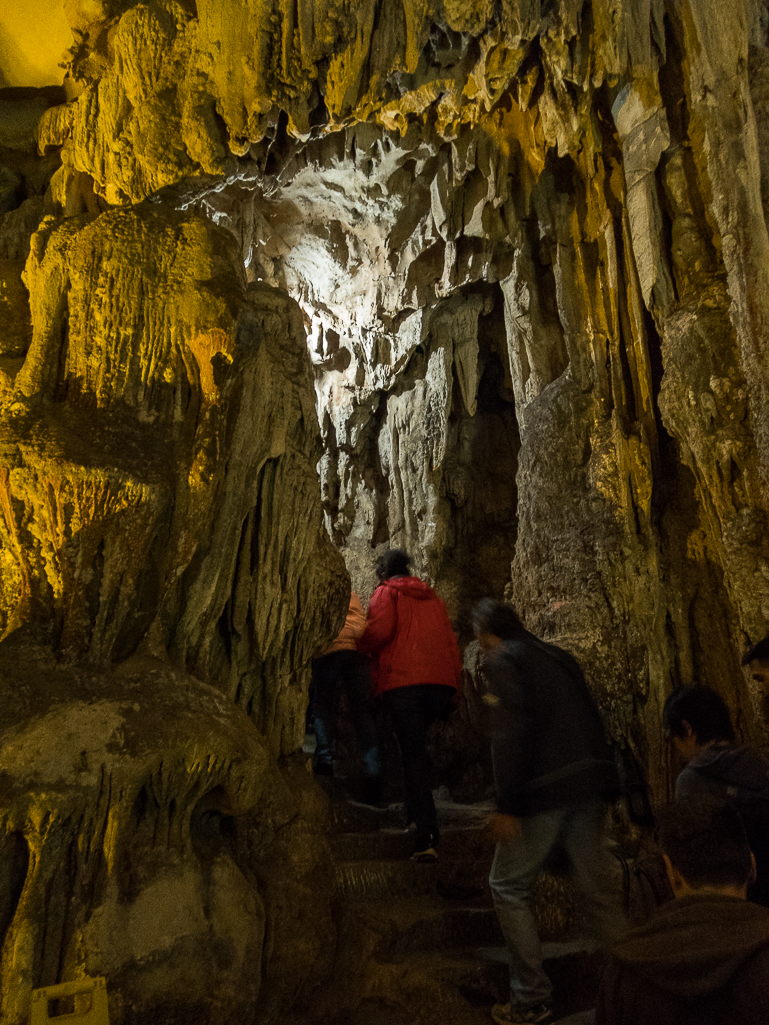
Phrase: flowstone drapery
[
  {"left": 176, "top": 0, "right": 769, "bottom": 795},
  {"left": 0, "top": 196, "right": 347, "bottom": 1023},
  {"left": 1, "top": 0, "right": 769, "bottom": 1021}
]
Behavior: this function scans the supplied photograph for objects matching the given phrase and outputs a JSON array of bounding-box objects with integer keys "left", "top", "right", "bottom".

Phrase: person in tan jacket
[{"left": 311, "top": 591, "right": 382, "bottom": 804}]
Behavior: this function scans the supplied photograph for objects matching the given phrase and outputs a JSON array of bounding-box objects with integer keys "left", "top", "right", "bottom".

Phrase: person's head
[
  {"left": 375, "top": 549, "right": 411, "bottom": 582},
  {"left": 662, "top": 685, "right": 735, "bottom": 762},
  {"left": 742, "top": 633, "right": 769, "bottom": 688},
  {"left": 471, "top": 599, "right": 523, "bottom": 652},
  {"left": 658, "top": 796, "right": 755, "bottom": 899}
]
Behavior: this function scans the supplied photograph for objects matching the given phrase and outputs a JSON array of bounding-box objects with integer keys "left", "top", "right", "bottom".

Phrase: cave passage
[{"left": 1, "top": 3, "right": 768, "bottom": 1023}]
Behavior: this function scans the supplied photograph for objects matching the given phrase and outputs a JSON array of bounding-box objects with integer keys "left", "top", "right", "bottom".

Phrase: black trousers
[
  {"left": 381, "top": 684, "right": 454, "bottom": 849},
  {"left": 312, "top": 650, "right": 380, "bottom": 777}
]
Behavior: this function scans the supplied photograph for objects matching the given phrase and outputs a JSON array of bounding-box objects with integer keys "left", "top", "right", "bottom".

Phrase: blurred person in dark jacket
[
  {"left": 597, "top": 795, "right": 769, "bottom": 1025},
  {"left": 472, "top": 599, "right": 624, "bottom": 1025},
  {"left": 663, "top": 683, "right": 769, "bottom": 905},
  {"left": 359, "top": 549, "right": 461, "bottom": 861}
]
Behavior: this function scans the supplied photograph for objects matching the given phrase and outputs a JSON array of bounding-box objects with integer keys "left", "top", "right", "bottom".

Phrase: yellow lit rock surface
[
  {"left": 0, "top": 200, "right": 345, "bottom": 1024},
  {"left": 0, "top": 1, "right": 73, "bottom": 89},
  {"left": 2, "top": 204, "right": 347, "bottom": 747}
]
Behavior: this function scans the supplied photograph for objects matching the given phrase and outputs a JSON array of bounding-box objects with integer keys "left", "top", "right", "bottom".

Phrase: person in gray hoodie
[
  {"left": 663, "top": 684, "right": 769, "bottom": 906},
  {"left": 597, "top": 796, "right": 769, "bottom": 1025}
]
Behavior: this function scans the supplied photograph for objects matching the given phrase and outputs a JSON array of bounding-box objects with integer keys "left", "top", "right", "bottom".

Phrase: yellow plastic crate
[{"left": 30, "top": 977, "right": 109, "bottom": 1025}]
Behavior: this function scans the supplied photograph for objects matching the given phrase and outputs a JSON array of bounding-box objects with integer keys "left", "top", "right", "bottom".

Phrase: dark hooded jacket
[
  {"left": 676, "top": 745, "right": 769, "bottom": 905},
  {"left": 484, "top": 630, "right": 619, "bottom": 816},
  {"left": 597, "top": 894, "right": 769, "bottom": 1025},
  {"left": 358, "top": 576, "right": 461, "bottom": 696}
]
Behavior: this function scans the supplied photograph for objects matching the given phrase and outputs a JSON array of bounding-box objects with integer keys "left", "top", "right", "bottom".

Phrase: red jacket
[{"left": 358, "top": 576, "right": 462, "bottom": 696}]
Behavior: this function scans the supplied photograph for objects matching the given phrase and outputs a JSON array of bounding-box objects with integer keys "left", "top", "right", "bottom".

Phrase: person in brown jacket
[
  {"left": 597, "top": 795, "right": 769, "bottom": 1025},
  {"left": 311, "top": 591, "right": 381, "bottom": 803}
]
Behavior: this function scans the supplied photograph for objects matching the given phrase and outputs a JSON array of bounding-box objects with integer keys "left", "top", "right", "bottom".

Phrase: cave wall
[
  {"left": 0, "top": 120, "right": 349, "bottom": 1021},
  {"left": 170, "top": 0, "right": 769, "bottom": 794},
  {"left": 1, "top": 0, "right": 769, "bottom": 1021}
]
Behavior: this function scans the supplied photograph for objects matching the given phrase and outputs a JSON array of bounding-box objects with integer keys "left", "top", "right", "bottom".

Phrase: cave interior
[{"left": 1, "top": 1, "right": 769, "bottom": 1023}]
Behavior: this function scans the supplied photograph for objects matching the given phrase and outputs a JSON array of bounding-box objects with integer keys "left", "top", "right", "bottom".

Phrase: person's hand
[{"left": 485, "top": 812, "right": 522, "bottom": 845}]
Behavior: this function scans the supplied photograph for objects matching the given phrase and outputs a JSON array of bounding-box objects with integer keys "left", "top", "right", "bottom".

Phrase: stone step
[
  {"left": 333, "top": 853, "right": 585, "bottom": 942},
  {"left": 330, "top": 799, "right": 408, "bottom": 832},
  {"left": 356, "top": 902, "right": 594, "bottom": 955},
  {"left": 335, "top": 950, "right": 506, "bottom": 1025},
  {"left": 340, "top": 862, "right": 586, "bottom": 942},
  {"left": 469, "top": 945, "right": 602, "bottom": 1021},
  {"left": 334, "top": 856, "right": 491, "bottom": 900},
  {"left": 329, "top": 793, "right": 495, "bottom": 834},
  {"left": 345, "top": 896, "right": 505, "bottom": 958},
  {"left": 331, "top": 824, "right": 492, "bottom": 862},
  {"left": 335, "top": 858, "right": 442, "bottom": 900},
  {"left": 313, "top": 946, "right": 600, "bottom": 1025},
  {"left": 371, "top": 949, "right": 507, "bottom": 1015}
]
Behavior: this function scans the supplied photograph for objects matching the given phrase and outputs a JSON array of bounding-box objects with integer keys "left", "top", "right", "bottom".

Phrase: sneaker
[
  {"left": 491, "top": 1002, "right": 554, "bottom": 1025},
  {"left": 410, "top": 844, "right": 438, "bottom": 862}
]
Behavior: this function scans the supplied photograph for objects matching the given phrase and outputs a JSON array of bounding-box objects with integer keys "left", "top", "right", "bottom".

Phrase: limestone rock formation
[
  {"left": 2, "top": 201, "right": 346, "bottom": 751},
  {"left": 156, "top": 0, "right": 769, "bottom": 795},
  {"left": 0, "top": 166, "right": 347, "bottom": 1021},
  {"left": 1, "top": 0, "right": 769, "bottom": 1021},
  {"left": 0, "top": 646, "right": 335, "bottom": 1025}
]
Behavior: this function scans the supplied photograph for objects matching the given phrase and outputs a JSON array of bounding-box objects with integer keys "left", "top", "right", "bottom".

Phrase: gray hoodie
[
  {"left": 597, "top": 894, "right": 769, "bottom": 1025},
  {"left": 676, "top": 745, "right": 769, "bottom": 905}
]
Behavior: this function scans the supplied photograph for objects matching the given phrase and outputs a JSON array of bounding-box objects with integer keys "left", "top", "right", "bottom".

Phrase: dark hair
[
  {"left": 658, "top": 796, "right": 752, "bottom": 889},
  {"left": 375, "top": 549, "right": 411, "bottom": 581},
  {"left": 471, "top": 598, "right": 523, "bottom": 640},
  {"left": 742, "top": 633, "right": 769, "bottom": 666},
  {"left": 662, "top": 685, "right": 735, "bottom": 744}
]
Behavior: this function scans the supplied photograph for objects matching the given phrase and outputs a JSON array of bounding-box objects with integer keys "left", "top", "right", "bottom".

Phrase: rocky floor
[{"left": 302, "top": 776, "right": 604, "bottom": 1025}]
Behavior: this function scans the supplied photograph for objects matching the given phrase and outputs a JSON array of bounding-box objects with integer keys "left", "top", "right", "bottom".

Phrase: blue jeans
[
  {"left": 489, "top": 798, "right": 626, "bottom": 1010},
  {"left": 312, "top": 651, "right": 381, "bottom": 777},
  {"left": 382, "top": 684, "right": 454, "bottom": 849}
]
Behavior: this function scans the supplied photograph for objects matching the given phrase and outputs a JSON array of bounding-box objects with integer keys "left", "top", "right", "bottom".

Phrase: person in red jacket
[{"left": 359, "top": 549, "right": 461, "bottom": 861}]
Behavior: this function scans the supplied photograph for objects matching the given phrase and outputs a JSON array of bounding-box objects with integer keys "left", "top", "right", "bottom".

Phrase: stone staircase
[{"left": 308, "top": 784, "right": 605, "bottom": 1025}]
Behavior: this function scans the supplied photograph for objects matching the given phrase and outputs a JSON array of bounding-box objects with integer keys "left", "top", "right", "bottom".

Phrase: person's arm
[{"left": 358, "top": 586, "right": 397, "bottom": 657}]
